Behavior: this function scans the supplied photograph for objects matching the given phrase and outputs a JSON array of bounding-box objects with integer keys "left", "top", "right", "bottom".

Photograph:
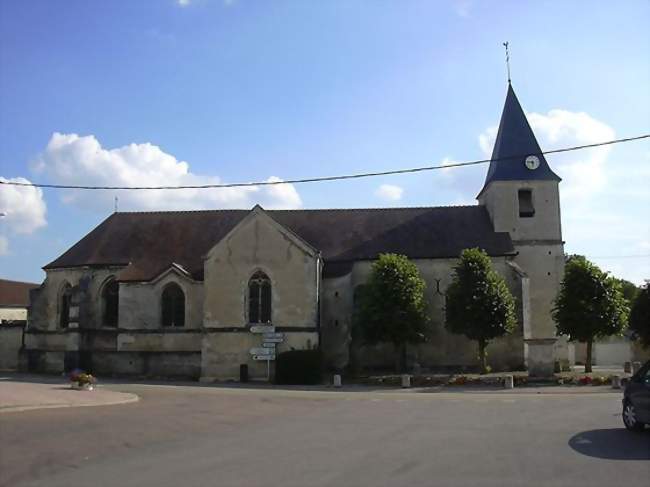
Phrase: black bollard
[{"left": 240, "top": 364, "right": 249, "bottom": 383}]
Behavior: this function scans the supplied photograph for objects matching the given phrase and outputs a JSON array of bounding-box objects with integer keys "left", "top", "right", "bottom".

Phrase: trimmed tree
[
  {"left": 629, "top": 283, "right": 650, "bottom": 349},
  {"left": 445, "top": 248, "right": 517, "bottom": 374},
  {"left": 355, "top": 253, "right": 430, "bottom": 373},
  {"left": 613, "top": 278, "right": 640, "bottom": 305},
  {"left": 552, "top": 255, "right": 628, "bottom": 373}
]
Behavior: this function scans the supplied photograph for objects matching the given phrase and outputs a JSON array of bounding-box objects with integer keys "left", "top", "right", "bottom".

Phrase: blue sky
[{"left": 1, "top": 0, "right": 649, "bottom": 285}]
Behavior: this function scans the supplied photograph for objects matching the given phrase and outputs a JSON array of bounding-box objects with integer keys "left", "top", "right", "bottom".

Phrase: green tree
[
  {"left": 629, "top": 283, "right": 650, "bottom": 349},
  {"left": 613, "top": 278, "right": 640, "bottom": 304},
  {"left": 445, "top": 248, "right": 517, "bottom": 374},
  {"left": 552, "top": 255, "right": 629, "bottom": 373},
  {"left": 354, "top": 253, "right": 430, "bottom": 372}
]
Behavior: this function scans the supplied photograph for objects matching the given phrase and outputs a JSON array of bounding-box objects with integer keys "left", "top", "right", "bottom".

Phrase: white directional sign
[
  {"left": 263, "top": 338, "right": 283, "bottom": 344},
  {"left": 250, "top": 325, "right": 275, "bottom": 334},
  {"left": 263, "top": 332, "right": 284, "bottom": 339},
  {"left": 262, "top": 342, "right": 276, "bottom": 348},
  {"left": 253, "top": 354, "right": 275, "bottom": 361},
  {"left": 250, "top": 347, "right": 274, "bottom": 355}
]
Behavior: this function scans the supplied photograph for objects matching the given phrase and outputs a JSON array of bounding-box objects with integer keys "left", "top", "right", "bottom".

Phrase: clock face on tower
[{"left": 525, "top": 155, "right": 540, "bottom": 170}]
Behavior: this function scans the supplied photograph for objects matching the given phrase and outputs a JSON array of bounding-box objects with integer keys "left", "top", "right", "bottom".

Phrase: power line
[
  {"left": 1, "top": 134, "right": 648, "bottom": 191},
  {"left": 588, "top": 254, "right": 650, "bottom": 259}
]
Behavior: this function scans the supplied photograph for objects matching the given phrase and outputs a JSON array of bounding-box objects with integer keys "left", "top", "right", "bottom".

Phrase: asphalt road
[{"left": 1, "top": 383, "right": 649, "bottom": 487}]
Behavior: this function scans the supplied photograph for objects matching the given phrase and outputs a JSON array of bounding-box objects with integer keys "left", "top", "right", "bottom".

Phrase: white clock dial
[{"left": 525, "top": 155, "right": 540, "bottom": 170}]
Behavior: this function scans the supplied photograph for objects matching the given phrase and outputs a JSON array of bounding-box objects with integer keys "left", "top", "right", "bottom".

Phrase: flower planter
[{"left": 70, "top": 382, "right": 94, "bottom": 391}]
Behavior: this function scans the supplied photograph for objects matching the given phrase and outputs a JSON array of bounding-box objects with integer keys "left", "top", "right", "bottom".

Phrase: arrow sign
[
  {"left": 251, "top": 325, "right": 275, "bottom": 334},
  {"left": 263, "top": 332, "right": 284, "bottom": 339},
  {"left": 253, "top": 355, "right": 275, "bottom": 361},
  {"left": 250, "top": 347, "right": 273, "bottom": 355}
]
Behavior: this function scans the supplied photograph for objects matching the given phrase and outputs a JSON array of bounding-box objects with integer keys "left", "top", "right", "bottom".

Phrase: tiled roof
[
  {"left": 45, "top": 206, "right": 515, "bottom": 281},
  {"left": 0, "top": 279, "right": 40, "bottom": 307}
]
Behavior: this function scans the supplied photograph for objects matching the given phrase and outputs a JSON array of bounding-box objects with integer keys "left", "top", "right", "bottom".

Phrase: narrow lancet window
[
  {"left": 249, "top": 271, "right": 271, "bottom": 324},
  {"left": 162, "top": 283, "right": 185, "bottom": 327},
  {"left": 59, "top": 284, "right": 72, "bottom": 328},
  {"left": 102, "top": 279, "right": 119, "bottom": 327}
]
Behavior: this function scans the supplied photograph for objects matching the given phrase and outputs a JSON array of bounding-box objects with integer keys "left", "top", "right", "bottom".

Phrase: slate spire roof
[{"left": 478, "top": 84, "right": 560, "bottom": 196}]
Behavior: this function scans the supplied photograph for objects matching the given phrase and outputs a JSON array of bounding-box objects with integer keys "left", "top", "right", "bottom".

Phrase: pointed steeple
[{"left": 478, "top": 84, "right": 560, "bottom": 196}]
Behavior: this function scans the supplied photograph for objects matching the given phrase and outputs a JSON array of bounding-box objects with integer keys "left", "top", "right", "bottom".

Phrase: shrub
[{"left": 275, "top": 350, "right": 321, "bottom": 385}]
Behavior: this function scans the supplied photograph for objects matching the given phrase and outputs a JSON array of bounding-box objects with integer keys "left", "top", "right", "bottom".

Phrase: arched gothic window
[
  {"left": 59, "top": 283, "right": 72, "bottom": 328},
  {"left": 248, "top": 271, "right": 271, "bottom": 324},
  {"left": 102, "top": 278, "right": 119, "bottom": 327},
  {"left": 162, "top": 283, "right": 185, "bottom": 327}
]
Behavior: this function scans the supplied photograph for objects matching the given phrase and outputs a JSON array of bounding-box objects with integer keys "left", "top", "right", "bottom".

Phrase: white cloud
[
  {"left": 0, "top": 176, "right": 47, "bottom": 255},
  {"left": 440, "top": 157, "right": 460, "bottom": 177},
  {"left": 375, "top": 184, "right": 403, "bottom": 202},
  {"left": 32, "top": 133, "right": 303, "bottom": 212},
  {"left": 177, "top": 0, "right": 191, "bottom": 6},
  {"left": 479, "top": 109, "right": 615, "bottom": 204},
  {"left": 453, "top": 0, "right": 472, "bottom": 18},
  {"left": 479, "top": 109, "right": 650, "bottom": 284}
]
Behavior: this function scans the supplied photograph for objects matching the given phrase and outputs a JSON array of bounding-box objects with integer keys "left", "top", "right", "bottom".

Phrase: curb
[{"left": 0, "top": 393, "right": 139, "bottom": 414}]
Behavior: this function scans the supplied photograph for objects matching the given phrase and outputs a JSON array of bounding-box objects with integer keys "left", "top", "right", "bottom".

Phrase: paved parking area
[{"left": 1, "top": 380, "right": 648, "bottom": 487}]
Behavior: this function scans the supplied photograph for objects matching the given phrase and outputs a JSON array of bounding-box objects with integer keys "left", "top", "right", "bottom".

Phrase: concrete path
[{"left": 0, "top": 377, "right": 138, "bottom": 413}]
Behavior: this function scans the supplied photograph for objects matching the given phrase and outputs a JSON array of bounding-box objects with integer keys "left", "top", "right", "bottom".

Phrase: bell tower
[{"left": 478, "top": 84, "right": 565, "bottom": 376}]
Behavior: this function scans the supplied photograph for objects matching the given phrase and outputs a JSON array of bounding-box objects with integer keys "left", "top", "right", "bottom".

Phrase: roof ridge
[
  {"left": 271, "top": 205, "right": 478, "bottom": 211},
  {"left": 114, "top": 209, "right": 250, "bottom": 215},
  {"left": 115, "top": 204, "right": 479, "bottom": 215}
]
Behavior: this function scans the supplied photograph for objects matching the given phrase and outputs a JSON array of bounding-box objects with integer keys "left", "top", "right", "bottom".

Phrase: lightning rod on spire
[{"left": 503, "top": 41, "right": 511, "bottom": 84}]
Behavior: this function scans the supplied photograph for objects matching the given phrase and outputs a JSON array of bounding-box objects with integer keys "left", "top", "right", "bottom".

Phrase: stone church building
[{"left": 26, "top": 85, "right": 566, "bottom": 379}]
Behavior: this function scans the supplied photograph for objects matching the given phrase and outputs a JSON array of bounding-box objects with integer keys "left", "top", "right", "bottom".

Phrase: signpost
[
  {"left": 250, "top": 326, "right": 284, "bottom": 381},
  {"left": 250, "top": 347, "right": 274, "bottom": 355},
  {"left": 251, "top": 325, "right": 275, "bottom": 334},
  {"left": 262, "top": 337, "right": 283, "bottom": 344},
  {"left": 263, "top": 332, "right": 283, "bottom": 339},
  {"left": 253, "top": 354, "right": 276, "bottom": 361}
]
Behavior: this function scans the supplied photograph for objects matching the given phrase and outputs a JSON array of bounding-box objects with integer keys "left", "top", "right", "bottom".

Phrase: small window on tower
[{"left": 518, "top": 189, "right": 535, "bottom": 218}]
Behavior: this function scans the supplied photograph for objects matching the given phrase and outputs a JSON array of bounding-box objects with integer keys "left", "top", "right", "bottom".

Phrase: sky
[{"left": 1, "top": 0, "right": 649, "bottom": 285}]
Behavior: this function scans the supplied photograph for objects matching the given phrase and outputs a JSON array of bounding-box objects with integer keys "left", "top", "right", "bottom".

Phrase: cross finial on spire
[
  {"left": 503, "top": 41, "right": 511, "bottom": 84},
  {"left": 114, "top": 196, "right": 119, "bottom": 213}
]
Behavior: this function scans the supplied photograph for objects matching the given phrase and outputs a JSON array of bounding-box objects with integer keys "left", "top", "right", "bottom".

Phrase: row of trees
[{"left": 355, "top": 250, "right": 649, "bottom": 374}]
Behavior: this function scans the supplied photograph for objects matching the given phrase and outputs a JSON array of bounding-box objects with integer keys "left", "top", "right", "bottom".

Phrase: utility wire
[
  {"left": 588, "top": 254, "right": 650, "bottom": 259},
  {"left": 1, "top": 134, "right": 648, "bottom": 191}
]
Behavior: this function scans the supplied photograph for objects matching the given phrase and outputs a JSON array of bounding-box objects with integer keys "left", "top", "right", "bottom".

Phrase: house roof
[
  {"left": 478, "top": 84, "right": 560, "bottom": 196},
  {"left": 44, "top": 206, "right": 515, "bottom": 281},
  {"left": 0, "top": 278, "right": 40, "bottom": 307}
]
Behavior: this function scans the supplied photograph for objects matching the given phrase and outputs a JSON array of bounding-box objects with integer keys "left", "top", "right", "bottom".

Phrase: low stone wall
[
  {"left": 0, "top": 321, "right": 25, "bottom": 370},
  {"left": 25, "top": 350, "right": 201, "bottom": 379},
  {"left": 351, "top": 333, "right": 525, "bottom": 374},
  {"left": 91, "top": 351, "right": 201, "bottom": 379}
]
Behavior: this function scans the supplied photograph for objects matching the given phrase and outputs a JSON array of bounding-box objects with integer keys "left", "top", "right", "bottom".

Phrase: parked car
[{"left": 622, "top": 360, "right": 650, "bottom": 431}]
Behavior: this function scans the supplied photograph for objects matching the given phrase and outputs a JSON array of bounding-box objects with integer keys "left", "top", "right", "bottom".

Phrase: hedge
[{"left": 274, "top": 350, "right": 321, "bottom": 385}]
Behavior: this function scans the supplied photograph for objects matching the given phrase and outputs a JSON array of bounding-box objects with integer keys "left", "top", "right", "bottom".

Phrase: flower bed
[
  {"left": 69, "top": 370, "right": 97, "bottom": 391},
  {"left": 360, "top": 372, "right": 616, "bottom": 388},
  {"left": 556, "top": 375, "right": 611, "bottom": 386}
]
